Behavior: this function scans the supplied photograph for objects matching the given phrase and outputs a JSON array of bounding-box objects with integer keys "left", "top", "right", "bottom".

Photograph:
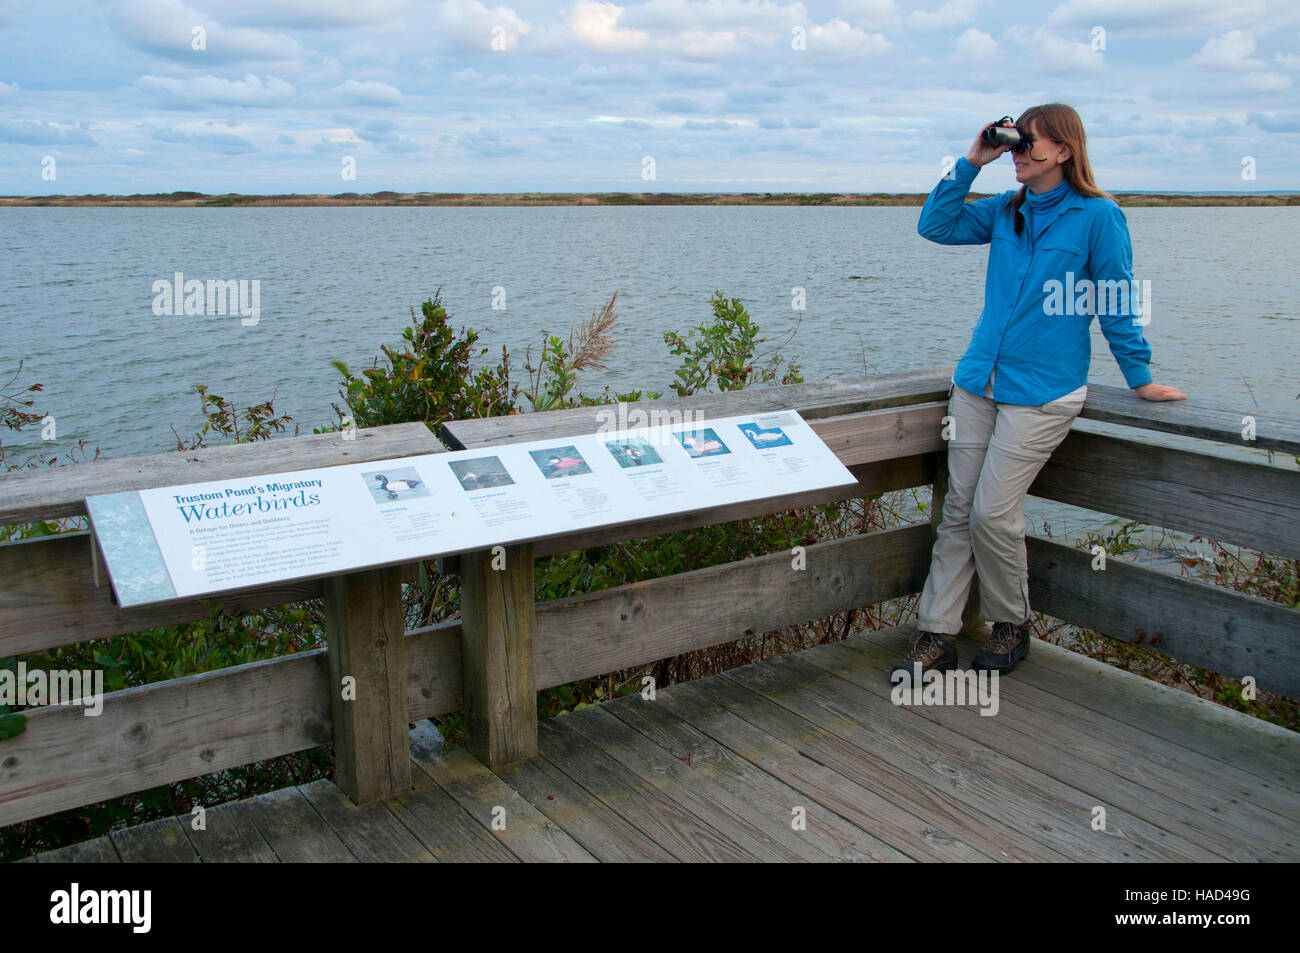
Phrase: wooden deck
[{"left": 24, "top": 623, "right": 1300, "bottom": 863}]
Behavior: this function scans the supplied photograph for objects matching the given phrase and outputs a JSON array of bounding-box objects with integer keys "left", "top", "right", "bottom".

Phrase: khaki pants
[{"left": 916, "top": 381, "right": 1084, "bottom": 636}]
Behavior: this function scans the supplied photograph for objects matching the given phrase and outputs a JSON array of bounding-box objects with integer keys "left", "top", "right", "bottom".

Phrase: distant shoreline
[{"left": 1, "top": 191, "right": 1298, "bottom": 208}]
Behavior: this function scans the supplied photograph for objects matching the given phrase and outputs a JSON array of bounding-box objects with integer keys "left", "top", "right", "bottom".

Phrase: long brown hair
[{"left": 1007, "top": 103, "right": 1112, "bottom": 233}]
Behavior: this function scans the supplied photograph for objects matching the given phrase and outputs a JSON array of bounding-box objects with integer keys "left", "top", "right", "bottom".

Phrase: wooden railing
[{"left": 1, "top": 366, "right": 1296, "bottom": 828}]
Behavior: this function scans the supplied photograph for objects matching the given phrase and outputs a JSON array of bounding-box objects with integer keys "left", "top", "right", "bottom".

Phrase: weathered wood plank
[
  {"left": 491, "top": 738, "right": 677, "bottom": 862},
  {"left": 654, "top": 678, "right": 994, "bottom": 861},
  {"left": 711, "top": 665, "right": 1079, "bottom": 861},
  {"left": 934, "top": 619, "right": 1300, "bottom": 791},
  {"left": 298, "top": 778, "right": 435, "bottom": 862},
  {"left": 0, "top": 529, "right": 420, "bottom": 657},
  {"left": 778, "top": 637, "right": 1226, "bottom": 861},
  {"left": 534, "top": 717, "right": 758, "bottom": 861},
  {"left": 846, "top": 629, "right": 1300, "bottom": 859},
  {"left": 383, "top": 730, "right": 519, "bottom": 863},
  {"left": 324, "top": 566, "right": 411, "bottom": 804},
  {"left": 35, "top": 835, "right": 121, "bottom": 863},
  {"left": 1026, "top": 534, "right": 1300, "bottom": 699},
  {"left": 109, "top": 816, "right": 199, "bottom": 862},
  {"left": 180, "top": 800, "right": 278, "bottom": 862},
  {"left": 1031, "top": 429, "right": 1300, "bottom": 560},
  {"left": 459, "top": 544, "right": 537, "bottom": 767},
  {"left": 0, "top": 650, "right": 332, "bottom": 828},
  {"left": 243, "top": 784, "right": 356, "bottom": 862},
  {"left": 532, "top": 523, "right": 932, "bottom": 689},
  {"left": 605, "top": 695, "right": 911, "bottom": 862},
  {"left": 560, "top": 705, "right": 834, "bottom": 861},
  {"left": 1080, "top": 383, "right": 1300, "bottom": 456},
  {"left": 410, "top": 729, "right": 596, "bottom": 862},
  {"left": 405, "top": 620, "right": 461, "bottom": 721},
  {"left": 440, "top": 368, "right": 956, "bottom": 449},
  {"left": 0, "top": 422, "right": 442, "bottom": 525}
]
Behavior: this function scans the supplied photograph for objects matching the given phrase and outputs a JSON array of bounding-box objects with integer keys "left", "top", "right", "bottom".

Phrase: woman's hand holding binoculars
[{"left": 966, "top": 119, "right": 1016, "bottom": 168}]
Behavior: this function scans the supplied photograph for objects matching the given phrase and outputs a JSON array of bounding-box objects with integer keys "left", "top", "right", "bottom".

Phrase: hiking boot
[
  {"left": 972, "top": 621, "right": 1032, "bottom": 675},
  {"left": 890, "top": 630, "right": 957, "bottom": 684}
]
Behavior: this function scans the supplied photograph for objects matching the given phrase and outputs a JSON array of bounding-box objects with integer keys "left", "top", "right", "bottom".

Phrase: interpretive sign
[{"left": 86, "top": 410, "right": 856, "bottom": 608}]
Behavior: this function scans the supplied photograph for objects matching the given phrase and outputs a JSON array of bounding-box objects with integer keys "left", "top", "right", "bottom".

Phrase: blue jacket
[{"left": 918, "top": 156, "right": 1153, "bottom": 405}]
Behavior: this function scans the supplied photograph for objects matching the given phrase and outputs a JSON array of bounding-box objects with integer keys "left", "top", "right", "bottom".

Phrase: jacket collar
[{"left": 1023, "top": 182, "right": 1086, "bottom": 241}]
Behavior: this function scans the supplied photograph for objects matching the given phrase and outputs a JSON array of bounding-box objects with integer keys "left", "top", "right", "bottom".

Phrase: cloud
[
  {"left": 151, "top": 125, "right": 256, "bottom": 153},
  {"left": 568, "top": 0, "right": 849, "bottom": 59},
  {"left": 458, "top": 126, "right": 523, "bottom": 157},
  {"left": 838, "top": 0, "right": 901, "bottom": 31},
  {"left": 1186, "top": 30, "right": 1266, "bottom": 71},
  {"left": 907, "top": 0, "right": 977, "bottom": 31},
  {"left": 808, "top": 17, "right": 890, "bottom": 55},
  {"left": 572, "top": 61, "right": 652, "bottom": 84},
  {"left": 571, "top": 0, "right": 649, "bottom": 52},
  {"left": 0, "top": 119, "right": 96, "bottom": 145},
  {"left": 1004, "top": 25, "right": 1104, "bottom": 74},
  {"left": 135, "top": 73, "right": 296, "bottom": 107},
  {"left": 333, "top": 79, "right": 403, "bottom": 105},
  {"left": 951, "top": 26, "right": 996, "bottom": 64},
  {"left": 1044, "top": 0, "right": 1266, "bottom": 33},
  {"left": 0, "top": 79, "right": 17, "bottom": 99},
  {"left": 1248, "top": 111, "right": 1300, "bottom": 132},
  {"left": 0, "top": 0, "right": 23, "bottom": 28},
  {"left": 437, "top": 0, "right": 532, "bottom": 52},
  {"left": 211, "top": 0, "right": 410, "bottom": 29},
  {"left": 353, "top": 118, "right": 422, "bottom": 152},
  {"left": 114, "top": 0, "right": 302, "bottom": 63},
  {"left": 682, "top": 119, "right": 737, "bottom": 130},
  {"left": 656, "top": 95, "right": 708, "bottom": 113}
]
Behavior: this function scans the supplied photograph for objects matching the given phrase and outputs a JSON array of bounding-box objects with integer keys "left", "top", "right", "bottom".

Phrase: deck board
[
  {"left": 559, "top": 705, "right": 833, "bottom": 862},
  {"left": 846, "top": 629, "right": 1300, "bottom": 859},
  {"left": 535, "top": 716, "right": 755, "bottom": 861},
  {"left": 14, "top": 622, "right": 1299, "bottom": 863},
  {"left": 765, "top": 642, "right": 1217, "bottom": 861},
  {"left": 605, "top": 695, "right": 911, "bottom": 862}
]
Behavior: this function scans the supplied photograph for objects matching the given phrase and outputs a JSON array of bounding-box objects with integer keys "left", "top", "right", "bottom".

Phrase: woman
[{"left": 896, "top": 103, "right": 1186, "bottom": 682}]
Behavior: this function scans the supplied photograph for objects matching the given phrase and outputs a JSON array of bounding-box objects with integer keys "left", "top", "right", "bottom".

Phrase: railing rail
[{"left": 1, "top": 365, "right": 1295, "bottom": 828}]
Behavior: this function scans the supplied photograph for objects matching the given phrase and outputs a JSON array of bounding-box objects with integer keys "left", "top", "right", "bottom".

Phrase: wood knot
[{"left": 124, "top": 722, "right": 151, "bottom": 747}]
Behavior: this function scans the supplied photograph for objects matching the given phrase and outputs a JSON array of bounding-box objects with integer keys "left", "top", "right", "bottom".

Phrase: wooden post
[
  {"left": 930, "top": 452, "right": 984, "bottom": 636},
  {"left": 324, "top": 565, "right": 411, "bottom": 804},
  {"left": 459, "top": 543, "right": 537, "bottom": 767}
]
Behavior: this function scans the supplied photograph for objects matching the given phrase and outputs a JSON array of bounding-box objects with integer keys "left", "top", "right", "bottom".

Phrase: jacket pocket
[{"left": 1041, "top": 239, "right": 1087, "bottom": 278}]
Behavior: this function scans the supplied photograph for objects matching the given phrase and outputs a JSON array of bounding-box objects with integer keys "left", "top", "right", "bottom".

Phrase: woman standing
[{"left": 897, "top": 103, "right": 1186, "bottom": 682}]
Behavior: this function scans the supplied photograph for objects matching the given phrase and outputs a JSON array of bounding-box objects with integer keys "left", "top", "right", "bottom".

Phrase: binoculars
[{"left": 981, "top": 116, "right": 1034, "bottom": 153}]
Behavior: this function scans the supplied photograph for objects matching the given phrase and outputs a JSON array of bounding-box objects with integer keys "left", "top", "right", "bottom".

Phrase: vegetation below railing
[{"left": 1035, "top": 520, "right": 1299, "bottom": 731}]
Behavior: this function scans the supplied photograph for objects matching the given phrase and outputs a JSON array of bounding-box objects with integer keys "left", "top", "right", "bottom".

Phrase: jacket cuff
[
  {"left": 953, "top": 156, "right": 981, "bottom": 184},
  {"left": 1124, "top": 364, "right": 1154, "bottom": 390}
]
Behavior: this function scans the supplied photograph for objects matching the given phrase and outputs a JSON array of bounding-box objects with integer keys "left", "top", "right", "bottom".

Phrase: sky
[{"left": 1, "top": 0, "right": 1298, "bottom": 194}]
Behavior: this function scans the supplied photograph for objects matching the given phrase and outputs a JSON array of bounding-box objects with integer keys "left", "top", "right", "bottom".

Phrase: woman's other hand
[
  {"left": 966, "top": 120, "right": 1012, "bottom": 168},
  {"left": 1134, "top": 382, "right": 1188, "bottom": 401}
]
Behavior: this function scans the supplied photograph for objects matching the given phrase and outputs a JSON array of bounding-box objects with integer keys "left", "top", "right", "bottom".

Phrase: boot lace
[
  {"left": 987, "top": 621, "right": 1020, "bottom": 653},
  {"left": 906, "top": 631, "right": 946, "bottom": 663}
]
